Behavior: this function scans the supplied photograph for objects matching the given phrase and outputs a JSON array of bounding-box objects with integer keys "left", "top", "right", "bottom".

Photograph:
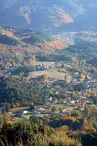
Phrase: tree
[
  {"left": 84, "top": 106, "right": 90, "bottom": 118},
  {"left": 42, "top": 96, "right": 47, "bottom": 105},
  {"left": 72, "top": 92, "right": 76, "bottom": 99},
  {"left": 60, "top": 125, "right": 69, "bottom": 132},
  {"left": 30, "top": 104, "right": 35, "bottom": 110},
  {"left": 51, "top": 106, "right": 56, "bottom": 113},
  {"left": 59, "top": 108, "right": 63, "bottom": 113}
]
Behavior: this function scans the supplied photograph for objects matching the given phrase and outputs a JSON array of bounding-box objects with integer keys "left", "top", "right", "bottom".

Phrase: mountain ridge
[{"left": 0, "top": 0, "right": 97, "bottom": 32}]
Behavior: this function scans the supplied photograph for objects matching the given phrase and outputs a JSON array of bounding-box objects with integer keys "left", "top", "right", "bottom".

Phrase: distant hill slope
[
  {"left": 0, "top": 26, "right": 67, "bottom": 54},
  {"left": 0, "top": 0, "right": 97, "bottom": 31},
  {"left": 0, "top": 25, "right": 97, "bottom": 58}
]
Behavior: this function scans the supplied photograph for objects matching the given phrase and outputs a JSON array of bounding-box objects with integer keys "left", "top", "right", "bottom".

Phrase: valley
[{"left": 1, "top": 1, "right": 97, "bottom": 145}]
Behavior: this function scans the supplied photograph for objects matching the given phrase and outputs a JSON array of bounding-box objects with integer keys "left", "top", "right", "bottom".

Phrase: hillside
[
  {"left": 0, "top": 25, "right": 97, "bottom": 57},
  {"left": 0, "top": 25, "right": 97, "bottom": 79},
  {"left": 0, "top": 0, "right": 97, "bottom": 31},
  {"left": 0, "top": 26, "right": 67, "bottom": 53}
]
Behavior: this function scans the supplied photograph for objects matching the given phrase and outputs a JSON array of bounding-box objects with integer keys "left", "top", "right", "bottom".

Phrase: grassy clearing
[
  {"left": 29, "top": 69, "right": 70, "bottom": 80},
  {"left": 10, "top": 106, "right": 29, "bottom": 112},
  {"left": 50, "top": 103, "right": 74, "bottom": 110}
]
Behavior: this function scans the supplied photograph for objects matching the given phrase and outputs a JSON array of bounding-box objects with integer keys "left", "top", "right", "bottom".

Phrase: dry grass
[{"left": 29, "top": 69, "right": 68, "bottom": 80}]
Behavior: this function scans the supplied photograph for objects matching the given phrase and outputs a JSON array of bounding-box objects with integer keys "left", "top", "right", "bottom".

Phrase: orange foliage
[
  {"left": 40, "top": 40, "right": 66, "bottom": 51},
  {"left": 0, "top": 110, "right": 2, "bottom": 115},
  {"left": 60, "top": 125, "right": 69, "bottom": 132},
  {"left": 80, "top": 73, "right": 85, "bottom": 79},
  {"left": 29, "top": 59, "right": 37, "bottom": 65},
  {"left": 92, "top": 91, "right": 97, "bottom": 97},
  {"left": 82, "top": 126, "right": 96, "bottom": 132},
  {"left": 82, "top": 125, "right": 89, "bottom": 131},
  {"left": 2, "top": 30, "right": 17, "bottom": 39},
  {"left": 74, "top": 72, "right": 79, "bottom": 76},
  {"left": 72, "top": 57, "right": 78, "bottom": 62},
  {"left": 48, "top": 7, "right": 73, "bottom": 28}
]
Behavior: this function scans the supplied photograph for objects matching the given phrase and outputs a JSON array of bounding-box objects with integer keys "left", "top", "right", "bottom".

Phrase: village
[
  {"left": 4, "top": 61, "right": 97, "bottom": 122},
  {"left": 1, "top": 53, "right": 97, "bottom": 123}
]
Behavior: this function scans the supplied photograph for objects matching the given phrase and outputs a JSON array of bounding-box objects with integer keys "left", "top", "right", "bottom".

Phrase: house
[
  {"left": 76, "top": 102, "right": 86, "bottom": 108},
  {"left": 54, "top": 98, "right": 58, "bottom": 103},
  {"left": 35, "top": 107, "right": 45, "bottom": 113},
  {"left": 22, "top": 114, "right": 30, "bottom": 119},
  {"left": 63, "top": 100, "right": 67, "bottom": 104},
  {"left": 80, "top": 96, "right": 87, "bottom": 99},
  {"left": 70, "top": 100, "right": 76, "bottom": 104},
  {"left": 65, "top": 91, "right": 72, "bottom": 97},
  {"left": 23, "top": 110, "right": 29, "bottom": 114},
  {"left": 13, "top": 111, "right": 22, "bottom": 117},
  {"left": 66, "top": 102, "right": 72, "bottom": 106},
  {"left": 49, "top": 97, "right": 53, "bottom": 102}
]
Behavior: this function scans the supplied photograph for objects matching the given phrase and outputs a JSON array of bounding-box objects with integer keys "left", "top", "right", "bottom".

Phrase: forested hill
[{"left": 0, "top": 0, "right": 97, "bottom": 31}]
